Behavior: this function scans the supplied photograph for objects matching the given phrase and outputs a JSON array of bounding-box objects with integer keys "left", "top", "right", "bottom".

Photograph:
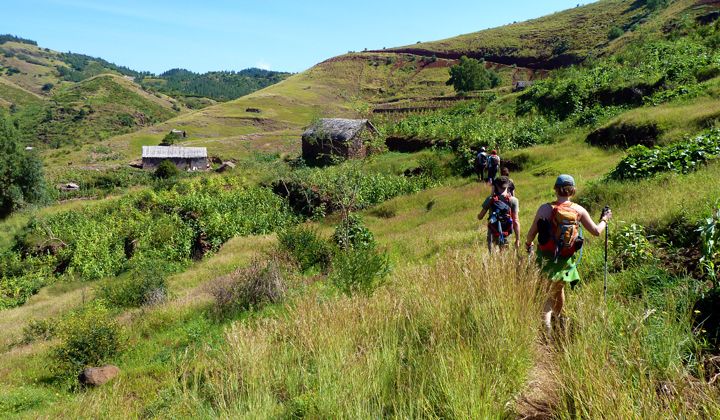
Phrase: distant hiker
[
  {"left": 487, "top": 150, "right": 500, "bottom": 184},
  {"left": 500, "top": 167, "right": 515, "bottom": 196},
  {"left": 476, "top": 147, "right": 488, "bottom": 181},
  {"left": 477, "top": 176, "right": 520, "bottom": 252},
  {"left": 525, "top": 174, "right": 612, "bottom": 338}
]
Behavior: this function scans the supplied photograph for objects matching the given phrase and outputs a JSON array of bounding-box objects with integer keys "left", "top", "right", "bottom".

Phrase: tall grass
[
  {"left": 169, "top": 252, "right": 544, "bottom": 417},
  {"left": 555, "top": 289, "right": 720, "bottom": 418}
]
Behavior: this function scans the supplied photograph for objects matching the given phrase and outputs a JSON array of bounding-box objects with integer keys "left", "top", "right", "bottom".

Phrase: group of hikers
[{"left": 475, "top": 148, "right": 613, "bottom": 337}]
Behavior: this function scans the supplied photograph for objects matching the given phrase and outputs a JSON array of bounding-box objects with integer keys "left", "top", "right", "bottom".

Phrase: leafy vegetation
[
  {"left": 518, "top": 37, "right": 720, "bottom": 120},
  {"left": 446, "top": 56, "right": 501, "bottom": 93},
  {"left": 609, "top": 129, "right": 720, "bottom": 180},
  {"left": 0, "top": 113, "right": 48, "bottom": 217},
  {"left": 51, "top": 301, "right": 123, "bottom": 381},
  {"left": 278, "top": 226, "right": 333, "bottom": 273},
  {"left": 154, "top": 160, "right": 180, "bottom": 179},
  {"left": 0, "top": 177, "right": 295, "bottom": 309},
  {"left": 274, "top": 162, "right": 438, "bottom": 217}
]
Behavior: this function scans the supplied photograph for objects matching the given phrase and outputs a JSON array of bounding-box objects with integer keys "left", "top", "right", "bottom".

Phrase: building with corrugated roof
[{"left": 141, "top": 146, "right": 208, "bottom": 171}]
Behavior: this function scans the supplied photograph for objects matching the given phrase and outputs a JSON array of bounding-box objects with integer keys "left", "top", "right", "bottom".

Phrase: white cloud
[{"left": 255, "top": 60, "right": 271, "bottom": 70}]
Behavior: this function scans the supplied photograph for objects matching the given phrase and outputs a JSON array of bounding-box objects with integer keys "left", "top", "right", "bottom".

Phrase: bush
[
  {"left": 612, "top": 223, "right": 656, "bottom": 270},
  {"left": 155, "top": 160, "right": 180, "bottom": 179},
  {"left": 95, "top": 257, "right": 168, "bottom": 308},
  {"left": 333, "top": 214, "right": 376, "bottom": 251},
  {"left": 416, "top": 154, "right": 448, "bottom": 180},
  {"left": 329, "top": 246, "right": 390, "bottom": 296},
  {"left": 209, "top": 258, "right": 287, "bottom": 316},
  {"left": 51, "top": 301, "right": 123, "bottom": 379},
  {"left": 608, "top": 26, "right": 624, "bottom": 40},
  {"left": 278, "top": 226, "right": 333, "bottom": 273},
  {"left": 22, "top": 318, "right": 57, "bottom": 344}
]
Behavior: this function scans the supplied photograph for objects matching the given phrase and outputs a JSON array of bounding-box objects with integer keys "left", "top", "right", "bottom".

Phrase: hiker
[
  {"left": 487, "top": 150, "right": 500, "bottom": 184},
  {"left": 476, "top": 147, "right": 488, "bottom": 181},
  {"left": 500, "top": 167, "right": 516, "bottom": 196},
  {"left": 525, "top": 174, "right": 612, "bottom": 337},
  {"left": 477, "top": 176, "right": 520, "bottom": 253}
]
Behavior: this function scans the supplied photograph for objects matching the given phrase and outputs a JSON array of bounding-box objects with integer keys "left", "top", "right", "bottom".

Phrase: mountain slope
[
  {"left": 15, "top": 74, "right": 181, "bottom": 148},
  {"left": 64, "top": 0, "right": 713, "bottom": 170}
]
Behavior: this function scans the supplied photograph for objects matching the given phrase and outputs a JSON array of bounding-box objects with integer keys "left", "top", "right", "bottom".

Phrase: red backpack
[{"left": 538, "top": 201, "right": 583, "bottom": 259}]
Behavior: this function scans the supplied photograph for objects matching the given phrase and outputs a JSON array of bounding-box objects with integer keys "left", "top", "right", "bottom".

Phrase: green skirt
[{"left": 536, "top": 252, "right": 581, "bottom": 287}]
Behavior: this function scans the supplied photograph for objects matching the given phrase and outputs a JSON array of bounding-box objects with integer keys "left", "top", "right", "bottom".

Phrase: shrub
[
  {"left": 698, "top": 206, "right": 720, "bottom": 287},
  {"left": 612, "top": 223, "right": 656, "bottom": 270},
  {"left": 95, "top": 257, "right": 168, "bottom": 308},
  {"left": 608, "top": 26, "right": 624, "bottom": 40},
  {"left": 209, "top": 258, "right": 287, "bottom": 316},
  {"left": 329, "top": 246, "right": 390, "bottom": 296},
  {"left": 278, "top": 226, "right": 333, "bottom": 273},
  {"left": 22, "top": 318, "right": 57, "bottom": 344},
  {"left": 417, "top": 153, "right": 448, "bottom": 180},
  {"left": 155, "top": 160, "right": 180, "bottom": 179},
  {"left": 51, "top": 301, "right": 123, "bottom": 379},
  {"left": 333, "top": 214, "right": 376, "bottom": 251}
]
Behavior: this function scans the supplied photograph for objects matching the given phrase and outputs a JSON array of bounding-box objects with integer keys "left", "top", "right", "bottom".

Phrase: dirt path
[{"left": 514, "top": 342, "right": 561, "bottom": 419}]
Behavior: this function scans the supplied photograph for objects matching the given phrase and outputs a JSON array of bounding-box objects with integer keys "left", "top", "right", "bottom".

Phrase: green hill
[
  {"left": 3, "top": 0, "right": 720, "bottom": 417},
  {"left": 56, "top": 0, "right": 714, "bottom": 171},
  {"left": 12, "top": 74, "right": 181, "bottom": 148}
]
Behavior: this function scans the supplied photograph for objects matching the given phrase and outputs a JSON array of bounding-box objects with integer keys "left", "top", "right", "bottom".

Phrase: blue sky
[{"left": 5, "top": 0, "right": 587, "bottom": 74}]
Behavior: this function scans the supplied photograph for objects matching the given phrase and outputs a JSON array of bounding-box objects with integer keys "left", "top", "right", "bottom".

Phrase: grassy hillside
[
  {"left": 2, "top": 0, "right": 720, "bottom": 417},
  {"left": 12, "top": 74, "right": 181, "bottom": 149},
  {"left": 53, "top": 0, "right": 717, "bottom": 173},
  {"left": 389, "top": 0, "right": 711, "bottom": 67}
]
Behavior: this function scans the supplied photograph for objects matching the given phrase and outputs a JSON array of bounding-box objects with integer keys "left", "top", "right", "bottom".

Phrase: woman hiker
[
  {"left": 525, "top": 174, "right": 612, "bottom": 338},
  {"left": 477, "top": 176, "right": 520, "bottom": 253}
]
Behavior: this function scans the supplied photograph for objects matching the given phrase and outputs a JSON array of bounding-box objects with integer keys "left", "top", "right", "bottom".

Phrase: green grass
[{"left": 2, "top": 0, "right": 720, "bottom": 416}]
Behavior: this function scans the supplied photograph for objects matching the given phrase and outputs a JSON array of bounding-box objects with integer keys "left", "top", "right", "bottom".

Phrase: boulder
[{"left": 78, "top": 365, "right": 120, "bottom": 386}]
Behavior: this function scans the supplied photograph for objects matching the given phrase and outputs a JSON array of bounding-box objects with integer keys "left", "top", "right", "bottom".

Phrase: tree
[
  {"left": 155, "top": 160, "right": 180, "bottom": 179},
  {"left": 446, "top": 56, "right": 501, "bottom": 93},
  {"left": 0, "top": 113, "right": 48, "bottom": 217}
]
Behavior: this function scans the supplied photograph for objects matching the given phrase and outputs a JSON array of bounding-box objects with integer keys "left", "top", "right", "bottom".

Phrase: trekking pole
[{"left": 602, "top": 206, "right": 610, "bottom": 305}]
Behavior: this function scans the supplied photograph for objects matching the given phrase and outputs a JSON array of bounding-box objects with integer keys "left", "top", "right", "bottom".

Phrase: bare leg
[{"left": 542, "top": 281, "right": 565, "bottom": 337}]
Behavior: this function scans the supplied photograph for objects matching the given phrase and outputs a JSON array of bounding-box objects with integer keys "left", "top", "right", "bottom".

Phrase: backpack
[
  {"left": 477, "top": 152, "right": 488, "bottom": 167},
  {"left": 538, "top": 202, "right": 583, "bottom": 260},
  {"left": 488, "top": 194, "right": 514, "bottom": 244},
  {"left": 488, "top": 155, "right": 500, "bottom": 171}
]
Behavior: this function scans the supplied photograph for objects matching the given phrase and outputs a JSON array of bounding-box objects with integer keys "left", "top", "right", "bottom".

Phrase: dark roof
[
  {"left": 142, "top": 146, "right": 207, "bottom": 159},
  {"left": 302, "top": 118, "right": 378, "bottom": 142}
]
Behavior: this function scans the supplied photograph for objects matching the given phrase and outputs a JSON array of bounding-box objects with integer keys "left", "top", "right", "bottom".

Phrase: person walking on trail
[
  {"left": 487, "top": 150, "right": 501, "bottom": 185},
  {"left": 476, "top": 147, "right": 488, "bottom": 182},
  {"left": 525, "top": 174, "right": 612, "bottom": 338},
  {"left": 478, "top": 176, "right": 520, "bottom": 253},
  {"left": 500, "top": 167, "right": 515, "bottom": 196}
]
